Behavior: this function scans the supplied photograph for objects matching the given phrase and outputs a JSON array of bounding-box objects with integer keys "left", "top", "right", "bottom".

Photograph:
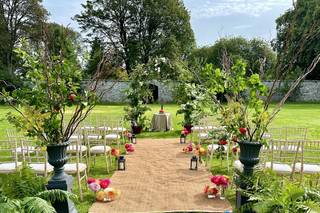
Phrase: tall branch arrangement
[
  {"left": 0, "top": 31, "right": 109, "bottom": 145},
  {"left": 187, "top": 23, "right": 320, "bottom": 143}
]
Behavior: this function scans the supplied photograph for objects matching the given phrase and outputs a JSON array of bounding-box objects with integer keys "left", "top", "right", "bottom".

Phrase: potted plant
[
  {"left": 0, "top": 45, "right": 101, "bottom": 212},
  {"left": 176, "top": 83, "right": 207, "bottom": 132},
  {"left": 124, "top": 64, "right": 152, "bottom": 134}
]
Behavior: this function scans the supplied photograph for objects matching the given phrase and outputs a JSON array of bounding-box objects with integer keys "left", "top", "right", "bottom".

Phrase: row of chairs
[
  {"left": 0, "top": 119, "right": 128, "bottom": 200},
  {"left": 233, "top": 127, "right": 320, "bottom": 183},
  {"left": 190, "top": 119, "right": 320, "bottom": 181}
]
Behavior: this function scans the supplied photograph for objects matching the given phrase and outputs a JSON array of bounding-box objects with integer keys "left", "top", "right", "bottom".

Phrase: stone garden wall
[
  {"left": 90, "top": 80, "right": 175, "bottom": 103},
  {"left": 90, "top": 80, "right": 320, "bottom": 103}
]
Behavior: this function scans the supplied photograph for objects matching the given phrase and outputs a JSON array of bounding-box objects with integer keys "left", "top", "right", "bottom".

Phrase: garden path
[{"left": 89, "top": 138, "right": 232, "bottom": 213}]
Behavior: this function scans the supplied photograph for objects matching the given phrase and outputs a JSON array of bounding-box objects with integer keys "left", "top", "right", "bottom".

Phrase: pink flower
[
  {"left": 89, "top": 182, "right": 101, "bottom": 192},
  {"left": 99, "top": 179, "right": 111, "bottom": 189}
]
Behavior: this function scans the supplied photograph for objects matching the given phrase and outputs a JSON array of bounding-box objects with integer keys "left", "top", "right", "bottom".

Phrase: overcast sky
[{"left": 43, "top": 0, "right": 293, "bottom": 47}]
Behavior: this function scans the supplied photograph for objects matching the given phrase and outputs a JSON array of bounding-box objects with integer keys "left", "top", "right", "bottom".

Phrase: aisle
[{"left": 89, "top": 138, "right": 232, "bottom": 213}]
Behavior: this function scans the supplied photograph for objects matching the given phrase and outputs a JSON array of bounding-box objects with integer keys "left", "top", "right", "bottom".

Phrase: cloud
[{"left": 185, "top": 0, "right": 292, "bottom": 19}]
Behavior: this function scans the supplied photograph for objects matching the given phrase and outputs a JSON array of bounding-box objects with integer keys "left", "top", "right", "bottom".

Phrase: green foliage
[
  {"left": 0, "top": 45, "right": 98, "bottom": 145},
  {"left": 240, "top": 170, "right": 320, "bottom": 213},
  {"left": 0, "top": 0, "right": 48, "bottom": 86},
  {"left": 198, "top": 60, "right": 269, "bottom": 143},
  {"left": 0, "top": 166, "right": 77, "bottom": 213},
  {"left": 175, "top": 83, "right": 208, "bottom": 126},
  {"left": 190, "top": 37, "right": 276, "bottom": 78},
  {"left": 124, "top": 64, "right": 152, "bottom": 128},
  {"left": 273, "top": 0, "right": 320, "bottom": 80},
  {"left": 45, "top": 23, "right": 82, "bottom": 66},
  {"left": 0, "top": 166, "right": 46, "bottom": 199},
  {"left": 75, "top": 0, "right": 195, "bottom": 75}
]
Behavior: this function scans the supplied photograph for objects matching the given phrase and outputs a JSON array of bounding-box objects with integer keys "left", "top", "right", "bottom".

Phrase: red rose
[
  {"left": 211, "top": 187, "right": 219, "bottom": 195},
  {"left": 125, "top": 143, "right": 131, "bottom": 149},
  {"left": 239, "top": 128, "right": 247, "bottom": 135},
  {"left": 219, "top": 176, "right": 229, "bottom": 186},
  {"left": 211, "top": 176, "right": 220, "bottom": 185},
  {"left": 218, "top": 140, "right": 228, "bottom": 145},
  {"left": 87, "top": 177, "right": 96, "bottom": 184},
  {"left": 69, "top": 93, "right": 76, "bottom": 102},
  {"left": 99, "top": 179, "right": 111, "bottom": 189},
  {"left": 232, "top": 146, "right": 238, "bottom": 154}
]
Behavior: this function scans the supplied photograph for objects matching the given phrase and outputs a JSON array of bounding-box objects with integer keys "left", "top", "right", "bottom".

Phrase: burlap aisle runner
[{"left": 89, "top": 138, "right": 232, "bottom": 213}]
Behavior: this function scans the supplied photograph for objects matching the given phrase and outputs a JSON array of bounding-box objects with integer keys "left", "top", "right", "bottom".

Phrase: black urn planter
[
  {"left": 46, "top": 141, "right": 77, "bottom": 213},
  {"left": 236, "top": 141, "right": 262, "bottom": 211},
  {"left": 47, "top": 141, "right": 70, "bottom": 181},
  {"left": 238, "top": 141, "right": 262, "bottom": 176}
]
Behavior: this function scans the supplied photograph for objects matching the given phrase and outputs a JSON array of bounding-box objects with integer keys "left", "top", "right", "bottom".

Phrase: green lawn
[{"left": 1, "top": 103, "right": 320, "bottom": 212}]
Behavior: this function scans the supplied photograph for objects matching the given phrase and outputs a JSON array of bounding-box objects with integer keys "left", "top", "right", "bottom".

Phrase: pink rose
[{"left": 89, "top": 182, "right": 101, "bottom": 192}]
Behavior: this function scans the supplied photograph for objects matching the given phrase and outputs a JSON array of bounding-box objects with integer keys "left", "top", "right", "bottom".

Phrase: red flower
[
  {"left": 219, "top": 176, "right": 229, "bottom": 186},
  {"left": 125, "top": 143, "right": 131, "bottom": 149},
  {"left": 218, "top": 139, "right": 228, "bottom": 145},
  {"left": 204, "top": 185, "right": 209, "bottom": 194},
  {"left": 210, "top": 187, "right": 219, "bottom": 195},
  {"left": 232, "top": 146, "right": 238, "bottom": 154},
  {"left": 87, "top": 177, "right": 96, "bottom": 184},
  {"left": 239, "top": 128, "right": 247, "bottom": 135},
  {"left": 99, "top": 179, "right": 111, "bottom": 189},
  {"left": 211, "top": 176, "right": 220, "bottom": 185}
]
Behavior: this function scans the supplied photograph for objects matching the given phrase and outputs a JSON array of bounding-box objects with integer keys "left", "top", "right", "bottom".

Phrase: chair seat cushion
[
  {"left": 90, "top": 145, "right": 111, "bottom": 154},
  {"left": 87, "top": 135, "right": 101, "bottom": 140},
  {"left": 112, "top": 127, "right": 127, "bottom": 132},
  {"left": 69, "top": 135, "right": 84, "bottom": 141},
  {"left": 105, "top": 134, "right": 120, "bottom": 140},
  {"left": 265, "top": 162, "right": 292, "bottom": 174},
  {"left": 234, "top": 160, "right": 243, "bottom": 172},
  {"left": 294, "top": 163, "right": 320, "bottom": 174},
  {"left": 67, "top": 145, "right": 87, "bottom": 153},
  {"left": 97, "top": 126, "right": 111, "bottom": 131},
  {"left": 64, "top": 163, "right": 87, "bottom": 173},
  {"left": 29, "top": 163, "right": 53, "bottom": 173},
  {"left": 81, "top": 126, "right": 95, "bottom": 130},
  {"left": 14, "top": 146, "right": 36, "bottom": 154},
  {"left": 0, "top": 162, "right": 22, "bottom": 173},
  {"left": 198, "top": 133, "right": 209, "bottom": 139}
]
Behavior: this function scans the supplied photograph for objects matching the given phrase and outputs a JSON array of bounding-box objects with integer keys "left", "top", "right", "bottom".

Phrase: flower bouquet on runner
[
  {"left": 182, "top": 142, "right": 194, "bottom": 154},
  {"left": 87, "top": 177, "right": 120, "bottom": 202},
  {"left": 125, "top": 143, "right": 135, "bottom": 154},
  {"left": 210, "top": 175, "right": 230, "bottom": 200}
]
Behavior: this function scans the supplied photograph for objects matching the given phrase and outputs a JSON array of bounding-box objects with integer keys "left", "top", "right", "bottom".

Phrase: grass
[{"left": 1, "top": 103, "right": 320, "bottom": 212}]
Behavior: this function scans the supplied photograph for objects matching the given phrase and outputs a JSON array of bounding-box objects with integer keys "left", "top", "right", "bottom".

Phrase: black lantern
[
  {"left": 118, "top": 155, "right": 126, "bottom": 170},
  {"left": 190, "top": 155, "right": 198, "bottom": 170},
  {"left": 180, "top": 134, "right": 186, "bottom": 144},
  {"left": 131, "top": 134, "right": 137, "bottom": 144}
]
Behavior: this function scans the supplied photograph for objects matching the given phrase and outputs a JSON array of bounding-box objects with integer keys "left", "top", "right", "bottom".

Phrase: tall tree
[
  {"left": 75, "top": 0, "right": 195, "bottom": 75},
  {"left": 0, "top": 0, "right": 48, "bottom": 75},
  {"left": 45, "top": 23, "right": 81, "bottom": 65},
  {"left": 273, "top": 0, "right": 320, "bottom": 79},
  {"left": 190, "top": 37, "right": 276, "bottom": 78}
]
